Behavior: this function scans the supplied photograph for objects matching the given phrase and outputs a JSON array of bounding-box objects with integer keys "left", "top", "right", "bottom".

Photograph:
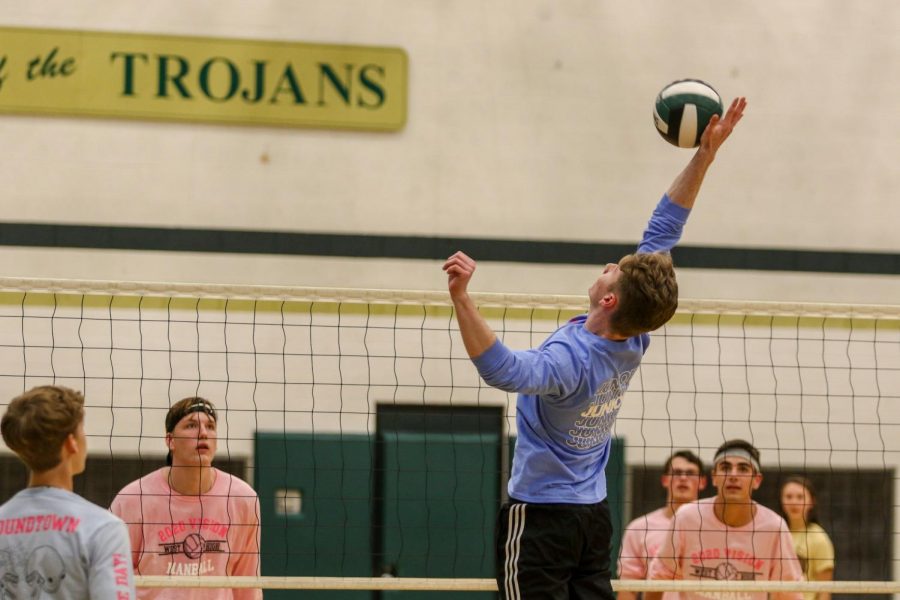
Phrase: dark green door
[
  {"left": 255, "top": 432, "right": 373, "bottom": 600},
  {"left": 376, "top": 406, "right": 502, "bottom": 599}
]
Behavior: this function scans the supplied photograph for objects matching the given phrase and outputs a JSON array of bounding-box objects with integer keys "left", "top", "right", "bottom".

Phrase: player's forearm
[
  {"left": 617, "top": 590, "right": 639, "bottom": 600},
  {"left": 666, "top": 148, "right": 716, "bottom": 210},
  {"left": 231, "top": 552, "right": 263, "bottom": 600},
  {"left": 451, "top": 292, "right": 497, "bottom": 359},
  {"left": 232, "top": 587, "right": 263, "bottom": 600}
]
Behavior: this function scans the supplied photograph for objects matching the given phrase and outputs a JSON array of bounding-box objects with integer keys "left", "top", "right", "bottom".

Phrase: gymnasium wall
[
  {"left": 1, "top": 1, "right": 898, "bottom": 585},
  {"left": 0, "top": 1, "right": 898, "bottom": 304}
]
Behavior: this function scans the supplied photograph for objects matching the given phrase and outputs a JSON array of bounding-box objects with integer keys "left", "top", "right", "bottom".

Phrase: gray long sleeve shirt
[{"left": 0, "top": 486, "right": 135, "bottom": 599}]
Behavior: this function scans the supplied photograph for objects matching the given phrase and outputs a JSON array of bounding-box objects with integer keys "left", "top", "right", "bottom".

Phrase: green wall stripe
[{"left": 1, "top": 222, "right": 898, "bottom": 275}]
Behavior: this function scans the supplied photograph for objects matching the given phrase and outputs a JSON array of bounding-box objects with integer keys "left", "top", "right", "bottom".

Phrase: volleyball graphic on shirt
[
  {"left": 715, "top": 562, "right": 741, "bottom": 581},
  {"left": 183, "top": 533, "right": 205, "bottom": 560}
]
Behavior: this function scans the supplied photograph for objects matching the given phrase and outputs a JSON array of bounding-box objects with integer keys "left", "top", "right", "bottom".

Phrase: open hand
[{"left": 700, "top": 97, "right": 747, "bottom": 156}]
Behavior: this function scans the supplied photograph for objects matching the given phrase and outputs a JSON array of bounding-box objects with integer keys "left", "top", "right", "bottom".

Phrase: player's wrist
[
  {"left": 695, "top": 146, "right": 717, "bottom": 165},
  {"left": 450, "top": 289, "right": 472, "bottom": 304}
]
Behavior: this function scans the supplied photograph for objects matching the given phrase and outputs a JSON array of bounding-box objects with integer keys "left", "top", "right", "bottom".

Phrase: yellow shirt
[{"left": 790, "top": 523, "right": 835, "bottom": 600}]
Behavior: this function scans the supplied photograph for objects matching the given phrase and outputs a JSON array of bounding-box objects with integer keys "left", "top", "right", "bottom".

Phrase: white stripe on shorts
[{"left": 504, "top": 504, "right": 526, "bottom": 600}]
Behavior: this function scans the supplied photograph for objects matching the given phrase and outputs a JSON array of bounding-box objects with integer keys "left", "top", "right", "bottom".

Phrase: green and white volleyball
[{"left": 653, "top": 79, "right": 723, "bottom": 148}]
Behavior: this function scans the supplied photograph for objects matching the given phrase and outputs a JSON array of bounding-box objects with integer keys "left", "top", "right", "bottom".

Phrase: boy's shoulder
[{"left": 212, "top": 468, "right": 259, "bottom": 500}]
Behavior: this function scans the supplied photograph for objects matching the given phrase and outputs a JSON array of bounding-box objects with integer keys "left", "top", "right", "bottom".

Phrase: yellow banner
[{"left": 0, "top": 26, "right": 407, "bottom": 131}]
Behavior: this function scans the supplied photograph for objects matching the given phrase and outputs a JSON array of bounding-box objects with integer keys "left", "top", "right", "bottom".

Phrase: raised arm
[
  {"left": 443, "top": 251, "right": 497, "bottom": 359},
  {"left": 667, "top": 97, "right": 747, "bottom": 210},
  {"left": 637, "top": 97, "right": 746, "bottom": 255},
  {"left": 444, "top": 252, "right": 583, "bottom": 396}
]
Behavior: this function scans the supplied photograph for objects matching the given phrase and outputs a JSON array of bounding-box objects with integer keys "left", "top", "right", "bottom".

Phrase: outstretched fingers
[
  {"left": 702, "top": 97, "right": 747, "bottom": 152},
  {"left": 723, "top": 97, "right": 747, "bottom": 127}
]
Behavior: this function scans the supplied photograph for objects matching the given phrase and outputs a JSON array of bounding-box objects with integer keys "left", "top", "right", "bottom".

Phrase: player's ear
[
  {"left": 751, "top": 472, "right": 763, "bottom": 491},
  {"left": 62, "top": 432, "right": 78, "bottom": 456},
  {"left": 600, "top": 292, "right": 618, "bottom": 310},
  {"left": 165, "top": 431, "right": 174, "bottom": 451},
  {"left": 698, "top": 475, "right": 708, "bottom": 491}
]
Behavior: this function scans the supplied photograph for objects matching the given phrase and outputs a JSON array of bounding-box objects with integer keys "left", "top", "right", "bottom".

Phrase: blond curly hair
[{"left": 609, "top": 252, "right": 678, "bottom": 337}]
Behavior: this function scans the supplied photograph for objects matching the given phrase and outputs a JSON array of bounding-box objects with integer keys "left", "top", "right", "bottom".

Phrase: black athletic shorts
[{"left": 495, "top": 499, "right": 615, "bottom": 600}]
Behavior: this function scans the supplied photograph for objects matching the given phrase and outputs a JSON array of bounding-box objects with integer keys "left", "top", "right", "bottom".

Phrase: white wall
[{"left": 0, "top": 1, "right": 898, "bottom": 304}]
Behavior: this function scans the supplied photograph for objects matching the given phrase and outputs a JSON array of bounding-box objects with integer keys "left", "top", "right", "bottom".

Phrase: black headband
[{"left": 165, "top": 399, "right": 217, "bottom": 433}]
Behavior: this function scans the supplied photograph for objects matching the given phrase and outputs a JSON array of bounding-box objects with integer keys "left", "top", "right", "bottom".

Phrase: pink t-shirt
[
  {"left": 648, "top": 498, "right": 803, "bottom": 600},
  {"left": 619, "top": 507, "right": 673, "bottom": 579},
  {"left": 110, "top": 468, "right": 262, "bottom": 600}
]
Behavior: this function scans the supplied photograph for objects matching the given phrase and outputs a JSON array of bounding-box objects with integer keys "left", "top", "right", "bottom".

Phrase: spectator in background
[
  {"left": 618, "top": 450, "right": 708, "bottom": 599},
  {"left": 111, "top": 397, "right": 262, "bottom": 600},
  {"left": 780, "top": 476, "right": 835, "bottom": 600},
  {"left": 646, "top": 439, "right": 803, "bottom": 600}
]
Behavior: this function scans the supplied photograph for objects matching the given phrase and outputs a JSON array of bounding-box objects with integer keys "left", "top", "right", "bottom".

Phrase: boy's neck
[
  {"left": 714, "top": 496, "right": 756, "bottom": 527},
  {"left": 664, "top": 497, "right": 691, "bottom": 518},
  {"left": 28, "top": 468, "right": 74, "bottom": 492},
  {"left": 583, "top": 309, "right": 628, "bottom": 341},
  {"left": 167, "top": 464, "right": 216, "bottom": 496}
]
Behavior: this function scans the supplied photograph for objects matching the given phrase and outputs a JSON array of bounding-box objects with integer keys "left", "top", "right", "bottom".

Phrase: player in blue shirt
[{"left": 443, "top": 97, "right": 746, "bottom": 600}]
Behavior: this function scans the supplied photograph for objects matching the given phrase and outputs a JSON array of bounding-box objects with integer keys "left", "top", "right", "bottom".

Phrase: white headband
[{"left": 713, "top": 448, "right": 760, "bottom": 472}]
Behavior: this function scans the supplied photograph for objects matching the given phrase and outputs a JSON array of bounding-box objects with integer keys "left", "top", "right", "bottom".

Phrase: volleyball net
[{"left": 0, "top": 276, "right": 898, "bottom": 596}]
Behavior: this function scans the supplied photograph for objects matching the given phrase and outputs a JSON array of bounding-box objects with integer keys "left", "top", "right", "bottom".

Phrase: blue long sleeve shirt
[{"left": 473, "top": 194, "right": 690, "bottom": 503}]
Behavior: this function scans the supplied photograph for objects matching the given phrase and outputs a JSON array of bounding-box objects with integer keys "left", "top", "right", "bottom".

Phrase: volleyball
[{"left": 653, "top": 79, "right": 723, "bottom": 148}]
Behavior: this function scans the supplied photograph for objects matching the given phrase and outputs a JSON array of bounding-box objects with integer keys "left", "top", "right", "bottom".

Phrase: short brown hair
[
  {"left": 609, "top": 252, "right": 678, "bottom": 337},
  {"left": 663, "top": 450, "right": 705, "bottom": 474},
  {"left": 1, "top": 385, "right": 85, "bottom": 472}
]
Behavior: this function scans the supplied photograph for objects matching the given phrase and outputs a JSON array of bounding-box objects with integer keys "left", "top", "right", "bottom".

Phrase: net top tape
[
  {"left": 132, "top": 576, "right": 900, "bottom": 593},
  {"left": 0, "top": 276, "right": 898, "bottom": 320}
]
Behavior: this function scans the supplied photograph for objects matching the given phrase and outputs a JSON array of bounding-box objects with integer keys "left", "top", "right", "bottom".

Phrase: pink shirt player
[
  {"left": 111, "top": 467, "right": 261, "bottom": 600},
  {"left": 618, "top": 451, "right": 708, "bottom": 600},
  {"left": 646, "top": 440, "right": 803, "bottom": 600},
  {"left": 110, "top": 397, "right": 261, "bottom": 600},
  {"left": 648, "top": 498, "right": 802, "bottom": 600}
]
